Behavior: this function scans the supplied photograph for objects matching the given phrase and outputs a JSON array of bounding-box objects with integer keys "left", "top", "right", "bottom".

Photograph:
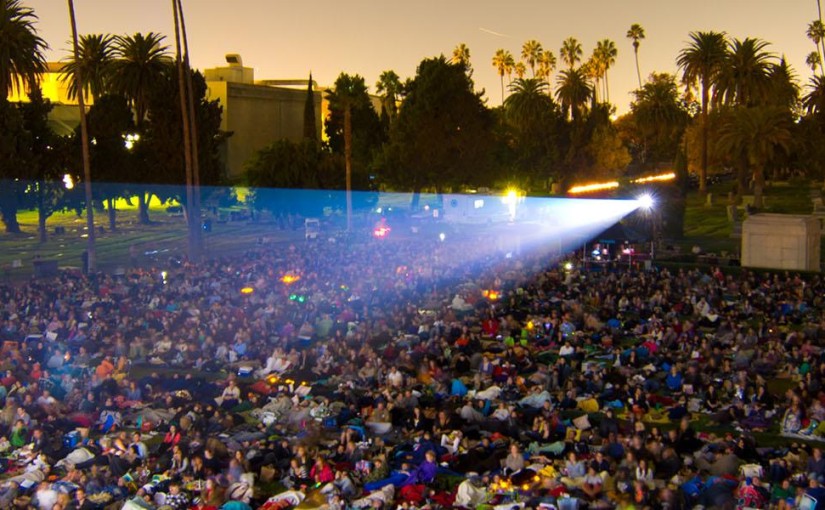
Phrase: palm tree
[
  {"left": 560, "top": 37, "right": 583, "bottom": 69},
  {"left": 555, "top": 67, "right": 593, "bottom": 122},
  {"left": 596, "top": 39, "right": 617, "bottom": 102},
  {"left": 0, "top": 0, "right": 47, "bottom": 234},
  {"left": 717, "top": 106, "right": 793, "bottom": 207},
  {"left": 327, "top": 73, "right": 368, "bottom": 231},
  {"left": 582, "top": 57, "right": 601, "bottom": 102},
  {"left": 452, "top": 43, "right": 472, "bottom": 73},
  {"left": 521, "top": 39, "right": 543, "bottom": 77},
  {"left": 803, "top": 74, "right": 825, "bottom": 116},
  {"left": 59, "top": 33, "right": 114, "bottom": 102},
  {"left": 110, "top": 32, "right": 172, "bottom": 130},
  {"left": 677, "top": 30, "right": 727, "bottom": 196},
  {"left": 715, "top": 37, "right": 776, "bottom": 108},
  {"left": 808, "top": 20, "right": 825, "bottom": 76},
  {"left": 0, "top": 0, "right": 47, "bottom": 100},
  {"left": 109, "top": 32, "right": 171, "bottom": 224},
  {"left": 505, "top": 77, "right": 553, "bottom": 131},
  {"left": 536, "top": 50, "right": 556, "bottom": 84},
  {"left": 627, "top": 23, "right": 646, "bottom": 88},
  {"left": 492, "top": 49, "right": 514, "bottom": 103},
  {"left": 808, "top": 51, "right": 822, "bottom": 74},
  {"left": 514, "top": 62, "right": 527, "bottom": 80},
  {"left": 375, "top": 70, "right": 401, "bottom": 122}
]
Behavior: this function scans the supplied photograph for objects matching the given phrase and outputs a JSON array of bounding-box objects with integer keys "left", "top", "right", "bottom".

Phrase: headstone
[
  {"left": 705, "top": 193, "right": 714, "bottom": 207},
  {"left": 726, "top": 205, "right": 740, "bottom": 223}
]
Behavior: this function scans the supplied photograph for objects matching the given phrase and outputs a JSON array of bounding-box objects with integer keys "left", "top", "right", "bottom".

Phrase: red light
[{"left": 373, "top": 226, "right": 391, "bottom": 238}]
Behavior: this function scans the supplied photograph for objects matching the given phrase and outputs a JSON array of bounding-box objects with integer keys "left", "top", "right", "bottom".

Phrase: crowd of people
[{"left": 0, "top": 230, "right": 824, "bottom": 510}]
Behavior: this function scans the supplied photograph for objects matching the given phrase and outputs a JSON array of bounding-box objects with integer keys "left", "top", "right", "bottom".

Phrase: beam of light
[
  {"left": 248, "top": 187, "right": 646, "bottom": 302},
  {"left": 567, "top": 171, "right": 676, "bottom": 195}
]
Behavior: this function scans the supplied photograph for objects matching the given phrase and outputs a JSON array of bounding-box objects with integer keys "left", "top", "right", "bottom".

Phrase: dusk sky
[{"left": 27, "top": 0, "right": 822, "bottom": 114}]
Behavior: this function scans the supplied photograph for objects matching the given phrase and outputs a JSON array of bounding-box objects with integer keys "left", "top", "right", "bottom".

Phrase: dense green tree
[
  {"left": 382, "top": 56, "right": 494, "bottom": 201},
  {"left": 137, "top": 68, "right": 225, "bottom": 214},
  {"left": 677, "top": 30, "right": 728, "bottom": 196},
  {"left": 0, "top": 99, "right": 28, "bottom": 233},
  {"left": 630, "top": 73, "right": 689, "bottom": 163},
  {"left": 303, "top": 73, "right": 317, "bottom": 141},
  {"left": 586, "top": 123, "right": 630, "bottom": 180},
  {"left": 767, "top": 57, "right": 800, "bottom": 110},
  {"left": 627, "top": 23, "right": 645, "bottom": 88},
  {"left": 86, "top": 94, "right": 135, "bottom": 230},
  {"left": 717, "top": 106, "right": 793, "bottom": 207},
  {"left": 20, "top": 88, "right": 67, "bottom": 242}
]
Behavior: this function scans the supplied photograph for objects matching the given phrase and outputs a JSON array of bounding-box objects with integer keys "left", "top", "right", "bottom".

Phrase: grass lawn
[{"left": 0, "top": 202, "right": 305, "bottom": 279}]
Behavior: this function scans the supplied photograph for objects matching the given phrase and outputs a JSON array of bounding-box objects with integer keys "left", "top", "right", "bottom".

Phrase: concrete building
[
  {"left": 7, "top": 56, "right": 325, "bottom": 180},
  {"left": 204, "top": 54, "right": 323, "bottom": 180}
]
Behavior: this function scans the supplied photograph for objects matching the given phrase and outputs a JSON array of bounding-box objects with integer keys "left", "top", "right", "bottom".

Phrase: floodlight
[{"left": 637, "top": 194, "right": 654, "bottom": 210}]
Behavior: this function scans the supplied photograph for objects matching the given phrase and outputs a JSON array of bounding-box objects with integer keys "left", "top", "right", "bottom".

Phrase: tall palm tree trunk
[
  {"left": 819, "top": 0, "right": 825, "bottom": 77},
  {"left": 634, "top": 48, "right": 642, "bottom": 88},
  {"left": 68, "top": 0, "right": 96, "bottom": 273},
  {"left": 605, "top": 70, "right": 610, "bottom": 103},
  {"left": 172, "top": 0, "right": 200, "bottom": 262},
  {"left": 500, "top": 75, "right": 504, "bottom": 104},
  {"left": 344, "top": 107, "right": 353, "bottom": 232},
  {"left": 177, "top": 0, "right": 202, "bottom": 261},
  {"left": 699, "top": 82, "right": 710, "bottom": 197},
  {"left": 753, "top": 164, "right": 765, "bottom": 208}
]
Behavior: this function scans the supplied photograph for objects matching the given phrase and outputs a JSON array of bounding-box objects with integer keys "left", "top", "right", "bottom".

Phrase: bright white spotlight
[
  {"left": 439, "top": 232, "right": 446, "bottom": 242},
  {"left": 637, "top": 194, "right": 654, "bottom": 210}
]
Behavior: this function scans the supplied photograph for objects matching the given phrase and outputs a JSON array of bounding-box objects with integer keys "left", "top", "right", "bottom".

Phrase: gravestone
[{"left": 742, "top": 214, "right": 820, "bottom": 271}]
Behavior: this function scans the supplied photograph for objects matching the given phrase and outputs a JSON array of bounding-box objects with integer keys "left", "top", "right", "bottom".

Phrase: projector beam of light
[{"left": 249, "top": 187, "right": 647, "bottom": 298}]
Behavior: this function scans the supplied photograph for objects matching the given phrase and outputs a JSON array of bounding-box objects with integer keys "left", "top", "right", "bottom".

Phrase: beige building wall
[{"left": 207, "top": 80, "right": 322, "bottom": 180}]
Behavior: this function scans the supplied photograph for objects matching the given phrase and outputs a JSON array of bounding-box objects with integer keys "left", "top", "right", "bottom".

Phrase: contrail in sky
[{"left": 479, "top": 27, "right": 511, "bottom": 38}]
